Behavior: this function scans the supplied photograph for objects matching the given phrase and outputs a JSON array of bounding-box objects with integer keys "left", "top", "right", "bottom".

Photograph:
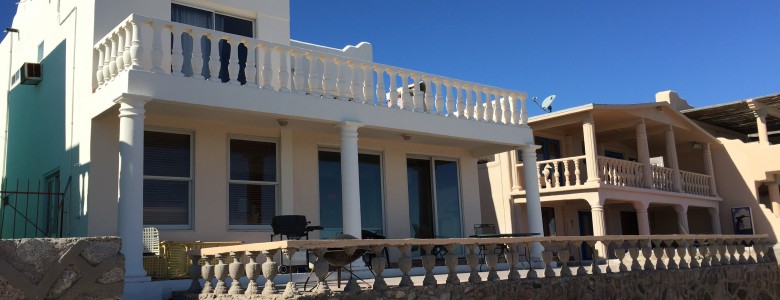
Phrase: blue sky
[{"left": 2, "top": 1, "right": 778, "bottom": 115}]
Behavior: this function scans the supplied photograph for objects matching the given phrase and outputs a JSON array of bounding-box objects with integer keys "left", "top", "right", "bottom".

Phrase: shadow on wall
[
  {"left": 477, "top": 163, "right": 499, "bottom": 227},
  {"left": 713, "top": 144, "right": 778, "bottom": 243},
  {"left": 1, "top": 40, "right": 90, "bottom": 238}
]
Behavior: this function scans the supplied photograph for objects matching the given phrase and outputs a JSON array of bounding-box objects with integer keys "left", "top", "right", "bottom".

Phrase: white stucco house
[{"left": 0, "top": 0, "right": 542, "bottom": 297}]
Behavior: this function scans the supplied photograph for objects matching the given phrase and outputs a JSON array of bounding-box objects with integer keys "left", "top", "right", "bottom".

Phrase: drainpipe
[{"left": 3, "top": 28, "right": 19, "bottom": 183}]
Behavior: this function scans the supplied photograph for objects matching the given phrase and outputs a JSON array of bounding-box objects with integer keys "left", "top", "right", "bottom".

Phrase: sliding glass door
[
  {"left": 407, "top": 157, "right": 463, "bottom": 240},
  {"left": 318, "top": 150, "right": 384, "bottom": 239}
]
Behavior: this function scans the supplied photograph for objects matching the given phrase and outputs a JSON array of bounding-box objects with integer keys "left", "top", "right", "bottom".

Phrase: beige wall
[{"left": 87, "top": 113, "right": 484, "bottom": 243}]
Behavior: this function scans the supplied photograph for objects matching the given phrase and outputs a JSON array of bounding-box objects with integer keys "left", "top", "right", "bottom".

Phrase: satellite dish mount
[{"left": 532, "top": 95, "right": 556, "bottom": 113}]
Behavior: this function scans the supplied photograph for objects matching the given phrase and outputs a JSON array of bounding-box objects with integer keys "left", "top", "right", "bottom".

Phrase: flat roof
[{"left": 681, "top": 93, "right": 780, "bottom": 135}]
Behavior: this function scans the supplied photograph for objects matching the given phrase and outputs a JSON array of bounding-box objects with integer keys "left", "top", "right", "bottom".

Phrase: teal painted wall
[{"left": 0, "top": 41, "right": 74, "bottom": 238}]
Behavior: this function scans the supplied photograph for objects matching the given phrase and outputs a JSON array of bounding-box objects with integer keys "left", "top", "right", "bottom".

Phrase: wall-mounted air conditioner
[{"left": 20, "top": 62, "right": 42, "bottom": 85}]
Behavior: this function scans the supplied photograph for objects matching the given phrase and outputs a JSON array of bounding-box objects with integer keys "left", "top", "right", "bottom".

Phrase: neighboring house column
[
  {"left": 707, "top": 207, "right": 722, "bottom": 234},
  {"left": 338, "top": 122, "right": 362, "bottom": 238},
  {"left": 582, "top": 114, "right": 600, "bottom": 183},
  {"left": 519, "top": 144, "right": 544, "bottom": 260},
  {"left": 769, "top": 182, "right": 780, "bottom": 218},
  {"left": 590, "top": 200, "right": 607, "bottom": 259},
  {"left": 633, "top": 202, "right": 651, "bottom": 235},
  {"left": 702, "top": 143, "right": 718, "bottom": 197},
  {"left": 665, "top": 126, "right": 683, "bottom": 192},
  {"left": 115, "top": 94, "right": 151, "bottom": 281},
  {"left": 754, "top": 108, "right": 769, "bottom": 146},
  {"left": 636, "top": 120, "right": 653, "bottom": 188},
  {"left": 674, "top": 205, "right": 689, "bottom": 234}
]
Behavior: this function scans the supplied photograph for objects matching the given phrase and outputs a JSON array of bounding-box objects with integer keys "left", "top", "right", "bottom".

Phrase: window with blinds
[
  {"left": 228, "top": 138, "right": 278, "bottom": 228},
  {"left": 143, "top": 131, "right": 192, "bottom": 227}
]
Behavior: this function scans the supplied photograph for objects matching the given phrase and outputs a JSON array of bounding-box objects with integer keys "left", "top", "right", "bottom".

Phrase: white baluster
[
  {"left": 227, "top": 39, "right": 240, "bottom": 85},
  {"left": 475, "top": 88, "right": 485, "bottom": 121},
  {"left": 109, "top": 34, "right": 118, "bottom": 78},
  {"left": 350, "top": 62, "right": 362, "bottom": 101},
  {"left": 244, "top": 41, "right": 257, "bottom": 87},
  {"left": 502, "top": 92, "right": 511, "bottom": 124},
  {"left": 129, "top": 20, "right": 143, "bottom": 70},
  {"left": 260, "top": 43, "right": 273, "bottom": 89},
  {"left": 413, "top": 74, "right": 424, "bottom": 111},
  {"left": 456, "top": 84, "right": 466, "bottom": 118},
  {"left": 102, "top": 44, "right": 112, "bottom": 82},
  {"left": 150, "top": 22, "right": 164, "bottom": 74},
  {"left": 492, "top": 90, "right": 501, "bottom": 123},
  {"left": 335, "top": 58, "right": 348, "bottom": 100},
  {"left": 387, "top": 70, "right": 398, "bottom": 108},
  {"left": 123, "top": 24, "right": 132, "bottom": 70},
  {"left": 290, "top": 50, "right": 302, "bottom": 93},
  {"left": 362, "top": 64, "right": 372, "bottom": 104},
  {"left": 444, "top": 81, "right": 454, "bottom": 116},
  {"left": 308, "top": 53, "right": 323, "bottom": 95},
  {"left": 96, "top": 46, "right": 105, "bottom": 86},
  {"left": 115, "top": 31, "right": 125, "bottom": 73},
  {"left": 484, "top": 90, "right": 494, "bottom": 122},
  {"left": 464, "top": 85, "right": 474, "bottom": 119},
  {"left": 400, "top": 72, "right": 412, "bottom": 110},
  {"left": 322, "top": 55, "right": 338, "bottom": 98},
  {"left": 563, "top": 160, "right": 571, "bottom": 186},
  {"left": 435, "top": 81, "right": 445, "bottom": 115},
  {"left": 374, "top": 67, "right": 386, "bottom": 105},
  {"left": 170, "top": 26, "right": 184, "bottom": 77},
  {"left": 509, "top": 94, "right": 518, "bottom": 125},
  {"left": 520, "top": 95, "right": 528, "bottom": 126},
  {"left": 207, "top": 33, "right": 221, "bottom": 81},
  {"left": 575, "top": 158, "right": 582, "bottom": 185},
  {"left": 277, "top": 45, "right": 290, "bottom": 92},
  {"left": 423, "top": 77, "right": 434, "bottom": 112},
  {"left": 190, "top": 29, "right": 205, "bottom": 80}
]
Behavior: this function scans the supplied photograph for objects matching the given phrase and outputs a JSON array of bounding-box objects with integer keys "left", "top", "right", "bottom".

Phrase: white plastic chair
[{"left": 143, "top": 227, "right": 160, "bottom": 256}]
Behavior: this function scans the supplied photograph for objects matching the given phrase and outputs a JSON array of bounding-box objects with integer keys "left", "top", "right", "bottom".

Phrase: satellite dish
[{"left": 532, "top": 95, "right": 556, "bottom": 113}]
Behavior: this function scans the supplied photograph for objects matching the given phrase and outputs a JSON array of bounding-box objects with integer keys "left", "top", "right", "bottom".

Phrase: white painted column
[
  {"left": 633, "top": 202, "right": 651, "bottom": 235},
  {"left": 338, "top": 122, "right": 362, "bottom": 238},
  {"left": 707, "top": 207, "right": 722, "bottom": 234},
  {"left": 280, "top": 127, "right": 295, "bottom": 215},
  {"left": 636, "top": 120, "right": 653, "bottom": 188},
  {"left": 115, "top": 94, "right": 151, "bottom": 281},
  {"left": 519, "top": 144, "right": 544, "bottom": 260},
  {"left": 582, "top": 114, "right": 600, "bottom": 183},
  {"left": 769, "top": 183, "right": 780, "bottom": 218},
  {"left": 674, "top": 205, "right": 689, "bottom": 234},
  {"left": 665, "top": 126, "right": 682, "bottom": 192},
  {"left": 590, "top": 202, "right": 608, "bottom": 259},
  {"left": 702, "top": 143, "right": 718, "bottom": 197},
  {"left": 754, "top": 108, "right": 769, "bottom": 146}
]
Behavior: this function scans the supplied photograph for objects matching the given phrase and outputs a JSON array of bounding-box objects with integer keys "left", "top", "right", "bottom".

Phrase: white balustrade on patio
[
  {"left": 536, "top": 156, "right": 586, "bottom": 190},
  {"left": 94, "top": 15, "right": 529, "bottom": 127},
  {"left": 184, "top": 234, "right": 770, "bottom": 297},
  {"left": 680, "top": 170, "right": 713, "bottom": 197},
  {"left": 597, "top": 156, "right": 644, "bottom": 188},
  {"left": 651, "top": 165, "right": 675, "bottom": 192}
]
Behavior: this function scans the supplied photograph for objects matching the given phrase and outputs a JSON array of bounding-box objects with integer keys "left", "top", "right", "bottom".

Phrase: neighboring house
[
  {"left": 481, "top": 91, "right": 724, "bottom": 258},
  {"left": 0, "top": 0, "right": 539, "bottom": 296},
  {"left": 680, "top": 93, "right": 780, "bottom": 244}
]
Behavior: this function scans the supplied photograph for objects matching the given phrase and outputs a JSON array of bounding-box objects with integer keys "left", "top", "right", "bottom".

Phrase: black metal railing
[{"left": 0, "top": 176, "right": 71, "bottom": 239}]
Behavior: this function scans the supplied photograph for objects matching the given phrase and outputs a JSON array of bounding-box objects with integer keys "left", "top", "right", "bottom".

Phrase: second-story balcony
[{"left": 91, "top": 14, "right": 532, "bottom": 149}]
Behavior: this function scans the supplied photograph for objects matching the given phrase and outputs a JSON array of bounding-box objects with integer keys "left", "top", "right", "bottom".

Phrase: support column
[
  {"left": 519, "top": 144, "right": 544, "bottom": 261},
  {"left": 754, "top": 108, "right": 769, "bottom": 146},
  {"left": 633, "top": 202, "right": 650, "bottom": 235},
  {"left": 707, "top": 207, "right": 722, "bottom": 234},
  {"left": 590, "top": 202, "right": 607, "bottom": 259},
  {"left": 769, "top": 183, "right": 780, "bottom": 218},
  {"left": 674, "top": 205, "right": 689, "bottom": 234},
  {"left": 337, "top": 122, "right": 362, "bottom": 238},
  {"left": 636, "top": 120, "right": 653, "bottom": 188},
  {"left": 582, "top": 114, "right": 600, "bottom": 183},
  {"left": 702, "top": 143, "right": 718, "bottom": 197},
  {"left": 279, "top": 127, "right": 295, "bottom": 215},
  {"left": 665, "top": 126, "right": 682, "bottom": 192},
  {"left": 115, "top": 94, "right": 151, "bottom": 281}
]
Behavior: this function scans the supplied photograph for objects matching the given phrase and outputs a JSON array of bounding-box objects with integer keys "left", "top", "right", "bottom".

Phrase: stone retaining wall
[
  {"left": 194, "top": 263, "right": 779, "bottom": 300},
  {"left": 0, "top": 237, "right": 124, "bottom": 299}
]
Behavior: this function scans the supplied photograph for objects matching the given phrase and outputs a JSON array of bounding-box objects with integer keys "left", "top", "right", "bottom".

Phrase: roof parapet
[{"left": 656, "top": 90, "right": 693, "bottom": 111}]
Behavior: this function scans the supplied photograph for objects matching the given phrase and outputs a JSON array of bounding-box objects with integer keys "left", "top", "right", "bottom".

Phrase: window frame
[
  {"left": 171, "top": 2, "right": 255, "bottom": 38},
  {"left": 406, "top": 154, "right": 464, "bottom": 239},
  {"left": 143, "top": 127, "right": 194, "bottom": 230},
  {"left": 227, "top": 135, "right": 279, "bottom": 230}
]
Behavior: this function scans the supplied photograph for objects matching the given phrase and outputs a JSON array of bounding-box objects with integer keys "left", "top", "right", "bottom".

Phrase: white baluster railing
[
  {"left": 598, "top": 157, "right": 644, "bottom": 188},
  {"left": 94, "top": 15, "right": 530, "bottom": 126},
  {"left": 651, "top": 165, "right": 675, "bottom": 191},
  {"left": 680, "top": 170, "right": 713, "bottom": 196}
]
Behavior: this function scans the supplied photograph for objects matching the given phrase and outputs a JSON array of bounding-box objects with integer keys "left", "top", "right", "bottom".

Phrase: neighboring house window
[
  {"left": 143, "top": 130, "right": 192, "bottom": 227},
  {"left": 228, "top": 138, "right": 277, "bottom": 228},
  {"left": 317, "top": 150, "right": 384, "bottom": 239},
  {"left": 604, "top": 150, "right": 624, "bottom": 159},
  {"left": 37, "top": 42, "right": 44, "bottom": 62},
  {"left": 171, "top": 3, "right": 253, "bottom": 82}
]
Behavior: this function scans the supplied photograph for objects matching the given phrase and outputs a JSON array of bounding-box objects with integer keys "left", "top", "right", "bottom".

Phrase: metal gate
[{"left": 0, "top": 176, "right": 71, "bottom": 239}]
